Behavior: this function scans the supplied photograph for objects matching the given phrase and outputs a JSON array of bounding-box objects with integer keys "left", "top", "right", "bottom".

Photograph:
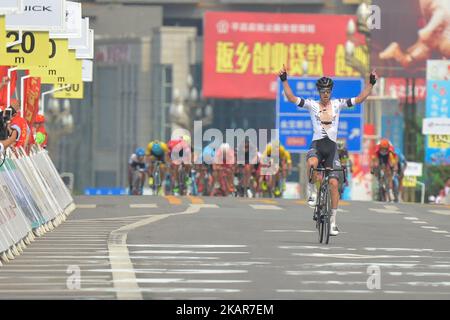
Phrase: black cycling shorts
[{"left": 306, "top": 137, "right": 341, "bottom": 180}]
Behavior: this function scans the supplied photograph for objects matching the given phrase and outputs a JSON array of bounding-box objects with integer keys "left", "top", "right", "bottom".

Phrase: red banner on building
[
  {"left": 203, "top": 11, "right": 366, "bottom": 99},
  {"left": 23, "top": 76, "right": 41, "bottom": 126},
  {"left": 0, "top": 66, "right": 17, "bottom": 108}
]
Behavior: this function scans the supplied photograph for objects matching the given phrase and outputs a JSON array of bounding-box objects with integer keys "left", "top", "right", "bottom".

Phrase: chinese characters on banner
[
  {"left": 204, "top": 12, "right": 367, "bottom": 99},
  {"left": 23, "top": 76, "right": 41, "bottom": 126}
]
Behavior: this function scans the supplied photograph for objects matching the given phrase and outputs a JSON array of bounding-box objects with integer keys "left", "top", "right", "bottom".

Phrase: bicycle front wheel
[{"left": 324, "top": 186, "right": 331, "bottom": 244}]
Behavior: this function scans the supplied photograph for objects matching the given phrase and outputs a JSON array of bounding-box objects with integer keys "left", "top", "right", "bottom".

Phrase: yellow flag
[{"left": 53, "top": 82, "right": 84, "bottom": 99}]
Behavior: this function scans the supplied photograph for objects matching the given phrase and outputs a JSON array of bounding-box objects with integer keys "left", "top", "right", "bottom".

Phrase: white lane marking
[
  {"left": 126, "top": 244, "right": 247, "bottom": 248},
  {"left": 131, "top": 261, "right": 269, "bottom": 267},
  {"left": 76, "top": 204, "right": 97, "bottom": 209},
  {"left": 250, "top": 205, "right": 283, "bottom": 210},
  {"left": 80, "top": 287, "right": 240, "bottom": 293},
  {"left": 34, "top": 240, "right": 106, "bottom": 242},
  {"left": 403, "top": 217, "right": 419, "bottom": 220},
  {"left": 337, "top": 208, "right": 348, "bottom": 212},
  {"left": 277, "top": 289, "right": 373, "bottom": 294},
  {"left": 291, "top": 253, "right": 431, "bottom": 259},
  {"left": 421, "top": 226, "right": 438, "bottom": 229},
  {"left": 193, "top": 204, "right": 219, "bottom": 209},
  {"left": 116, "top": 279, "right": 251, "bottom": 284},
  {"left": 265, "top": 230, "right": 315, "bottom": 233},
  {"left": 431, "top": 230, "right": 449, "bottom": 234},
  {"left": 92, "top": 269, "right": 247, "bottom": 274},
  {"left": 411, "top": 221, "right": 428, "bottom": 224},
  {"left": 384, "top": 205, "right": 400, "bottom": 211},
  {"left": 280, "top": 245, "right": 344, "bottom": 249},
  {"left": 428, "top": 210, "right": 450, "bottom": 216},
  {"left": 129, "top": 250, "right": 249, "bottom": 254},
  {"left": 108, "top": 204, "right": 201, "bottom": 300},
  {"left": 446, "top": 235, "right": 450, "bottom": 238},
  {"left": 401, "top": 282, "right": 450, "bottom": 287},
  {"left": 130, "top": 256, "right": 220, "bottom": 260},
  {"left": 389, "top": 272, "right": 450, "bottom": 277},
  {"left": 369, "top": 208, "right": 402, "bottom": 214},
  {"left": 0, "top": 275, "right": 111, "bottom": 280},
  {"left": 301, "top": 280, "right": 366, "bottom": 285},
  {"left": 129, "top": 204, "right": 157, "bottom": 209},
  {"left": 286, "top": 271, "right": 363, "bottom": 276},
  {"left": 363, "top": 247, "right": 434, "bottom": 252}
]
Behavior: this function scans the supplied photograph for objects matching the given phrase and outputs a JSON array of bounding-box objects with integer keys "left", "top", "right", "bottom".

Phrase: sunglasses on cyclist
[{"left": 319, "top": 89, "right": 331, "bottom": 94}]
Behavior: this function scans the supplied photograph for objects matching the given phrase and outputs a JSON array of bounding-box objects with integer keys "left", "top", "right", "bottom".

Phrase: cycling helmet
[
  {"left": 202, "top": 145, "right": 215, "bottom": 162},
  {"left": 135, "top": 147, "right": 145, "bottom": 157},
  {"left": 337, "top": 139, "right": 345, "bottom": 150},
  {"left": 316, "top": 77, "right": 334, "bottom": 90},
  {"left": 151, "top": 143, "right": 164, "bottom": 156},
  {"left": 379, "top": 139, "right": 390, "bottom": 149},
  {"left": 35, "top": 114, "right": 45, "bottom": 124}
]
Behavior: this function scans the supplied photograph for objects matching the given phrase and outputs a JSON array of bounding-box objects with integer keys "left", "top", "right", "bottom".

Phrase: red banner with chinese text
[
  {"left": 203, "top": 11, "right": 366, "bottom": 99},
  {"left": 23, "top": 76, "right": 41, "bottom": 126},
  {"left": 0, "top": 66, "right": 17, "bottom": 108}
]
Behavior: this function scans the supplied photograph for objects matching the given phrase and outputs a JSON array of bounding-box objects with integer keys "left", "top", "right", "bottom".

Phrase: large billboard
[
  {"left": 203, "top": 11, "right": 366, "bottom": 99},
  {"left": 372, "top": 0, "right": 450, "bottom": 78}
]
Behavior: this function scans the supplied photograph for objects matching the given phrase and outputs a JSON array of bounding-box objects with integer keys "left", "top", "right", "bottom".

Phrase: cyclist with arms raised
[{"left": 279, "top": 64, "right": 377, "bottom": 236}]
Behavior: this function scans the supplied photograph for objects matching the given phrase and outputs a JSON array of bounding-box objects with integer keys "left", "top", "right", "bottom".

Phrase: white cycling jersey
[{"left": 295, "top": 97, "right": 357, "bottom": 143}]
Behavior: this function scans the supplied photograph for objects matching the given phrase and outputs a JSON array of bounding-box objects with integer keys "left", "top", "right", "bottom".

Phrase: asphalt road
[{"left": 0, "top": 195, "right": 449, "bottom": 300}]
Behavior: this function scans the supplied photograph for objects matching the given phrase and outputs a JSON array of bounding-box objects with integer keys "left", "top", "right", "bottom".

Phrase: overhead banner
[
  {"left": 372, "top": 0, "right": 450, "bottom": 78},
  {"left": 0, "top": 30, "right": 49, "bottom": 67},
  {"left": 0, "top": 0, "right": 21, "bottom": 14},
  {"left": 203, "top": 11, "right": 366, "bottom": 99},
  {"left": 6, "top": 0, "right": 66, "bottom": 31},
  {"left": 49, "top": 1, "right": 82, "bottom": 39},
  {"left": 53, "top": 82, "right": 84, "bottom": 99},
  {"left": 23, "top": 76, "right": 41, "bottom": 125}
]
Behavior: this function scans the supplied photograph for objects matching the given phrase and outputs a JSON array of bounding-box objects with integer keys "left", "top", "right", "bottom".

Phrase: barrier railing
[{"left": 0, "top": 145, "right": 75, "bottom": 265}]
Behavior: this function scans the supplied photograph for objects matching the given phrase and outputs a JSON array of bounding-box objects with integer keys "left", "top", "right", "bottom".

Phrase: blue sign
[
  {"left": 277, "top": 77, "right": 364, "bottom": 153},
  {"left": 425, "top": 80, "right": 450, "bottom": 165},
  {"left": 425, "top": 80, "right": 450, "bottom": 118},
  {"left": 382, "top": 114, "right": 404, "bottom": 153},
  {"left": 84, "top": 188, "right": 127, "bottom": 196}
]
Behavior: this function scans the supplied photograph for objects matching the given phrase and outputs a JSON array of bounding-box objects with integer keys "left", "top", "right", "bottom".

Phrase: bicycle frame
[{"left": 310, "top": 166, "right": 344, "bottom": 245}]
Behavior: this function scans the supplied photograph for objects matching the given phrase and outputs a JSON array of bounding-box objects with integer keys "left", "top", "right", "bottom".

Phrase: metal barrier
[{"left": 0, "top": 145, "right": 75, "bottom": 265}]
